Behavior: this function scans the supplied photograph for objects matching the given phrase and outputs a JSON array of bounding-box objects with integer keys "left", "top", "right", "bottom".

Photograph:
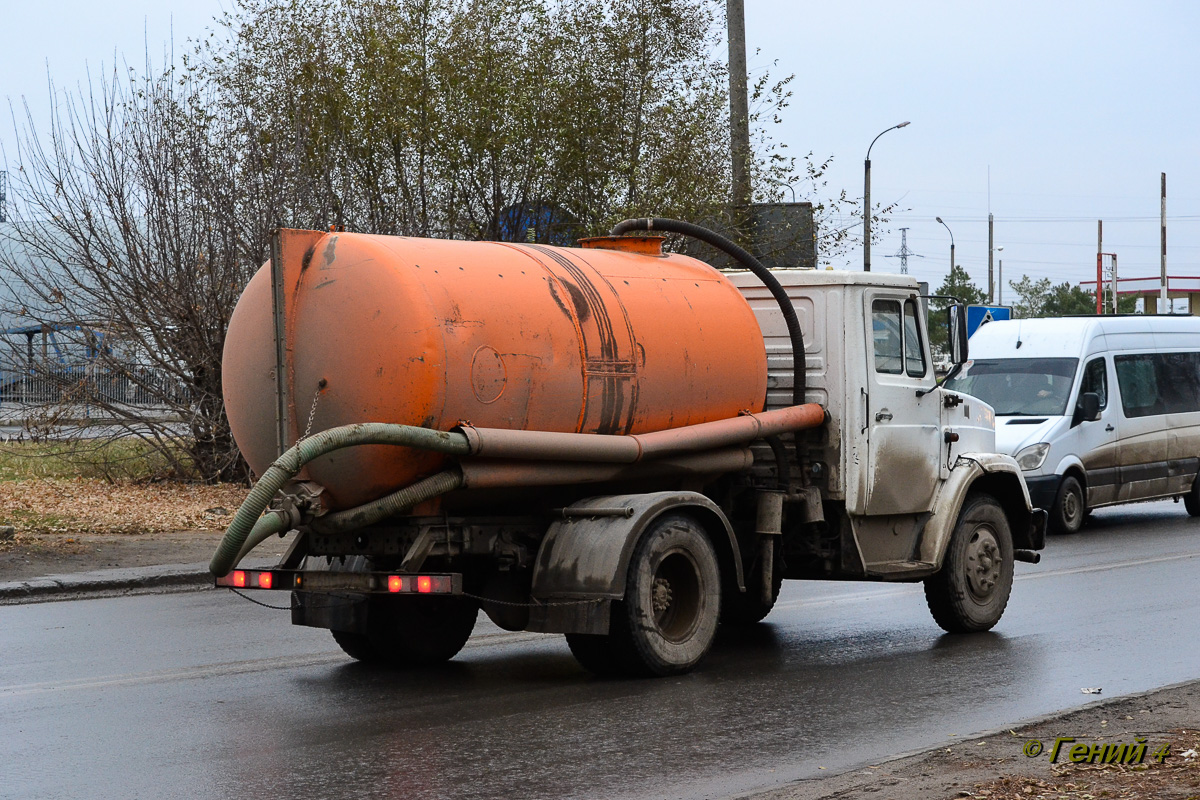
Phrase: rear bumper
[{"left": 1023, "top": 474, "right": 1061, "bottom": 512}]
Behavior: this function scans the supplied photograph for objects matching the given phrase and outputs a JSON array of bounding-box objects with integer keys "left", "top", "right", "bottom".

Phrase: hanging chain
[
  {"left": 228, "top": 588, "right": 294, "bottom": 610},
  {"left": 297, "top": 380, "right": 326, "bottom": 443}
]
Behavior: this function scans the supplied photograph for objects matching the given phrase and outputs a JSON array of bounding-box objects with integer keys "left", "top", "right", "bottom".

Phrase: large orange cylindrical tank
[{"left": 223, "top": 231, "right": 768, "bottom": 509}]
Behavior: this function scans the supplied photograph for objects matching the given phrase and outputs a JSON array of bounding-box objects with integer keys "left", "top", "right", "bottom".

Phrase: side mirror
[
  {"left": 948, "top": 304, "right": 969, "bottom": 365},
  {"left": 1076, "top": 392, "right": 1101, "bottom": 423}
]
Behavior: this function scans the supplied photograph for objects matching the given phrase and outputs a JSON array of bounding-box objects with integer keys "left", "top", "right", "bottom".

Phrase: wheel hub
[
  {"left": 1063, "top": 490, "right": 1081, "bottom": 524},
  {"left": 652, "top": 577, "right": 674, "bottom": 615},
  {"left": 965, "top": 528, "right": 1002, "bottom": 600}
]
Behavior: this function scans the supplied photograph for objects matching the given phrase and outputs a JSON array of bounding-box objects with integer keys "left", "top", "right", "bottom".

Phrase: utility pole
[
  {"left": 727, "top": 0, "right": 751, "bottom": 213},
  {"left": 987, "top": 213, "right": 994, "bottom": 304},
  {"left": 1096, "top": 220, "right": 1103, "bottom": 315},
  {"left": 1161, "top": 172, "right": 1168, "bottom": 313}
]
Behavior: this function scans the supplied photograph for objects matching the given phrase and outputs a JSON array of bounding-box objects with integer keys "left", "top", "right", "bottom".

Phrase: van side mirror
[
  {"left": 1076, "top": 392, "right": 1101, "bottom": 424},
  {"left": 948, "top": 304, "right": 969, "bottom": 365}
]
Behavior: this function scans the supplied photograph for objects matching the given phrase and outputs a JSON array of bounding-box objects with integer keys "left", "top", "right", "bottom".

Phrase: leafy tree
[
  {"left": 1007, "top": 276, "right": 1137, "bottom": 318},
  {"left": 927, "top": 264, "right": 986, "bottom": 355},
  {"left": 1008, "top": 275, "right": 1053, "bottom": 318}
]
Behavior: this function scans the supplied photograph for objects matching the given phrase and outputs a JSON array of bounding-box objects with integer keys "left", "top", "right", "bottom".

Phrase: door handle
[
  {"left": 875, "top": 410, "right": 893, "bottom": 422},
  {"left": 1105, "top": 424, "right": 1114, "bottom": 432}
]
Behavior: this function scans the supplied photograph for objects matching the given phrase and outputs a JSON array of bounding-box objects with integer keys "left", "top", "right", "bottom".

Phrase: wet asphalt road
[{"left": 3, "top": 499, "right": 1200, "bottom": 800}]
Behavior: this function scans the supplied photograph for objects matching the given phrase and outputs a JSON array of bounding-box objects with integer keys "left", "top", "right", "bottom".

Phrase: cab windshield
[{"left": 943, "top": 357, "right": 1079, "bottom": 416}]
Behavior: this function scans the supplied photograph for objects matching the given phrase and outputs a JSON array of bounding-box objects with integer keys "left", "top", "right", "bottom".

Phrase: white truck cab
[
  {"left": 946, "top": 315, "right": 1200, "bottom": 532},
  {"left": 731, "top": 269, "right": 1042, "bottom": 580}
]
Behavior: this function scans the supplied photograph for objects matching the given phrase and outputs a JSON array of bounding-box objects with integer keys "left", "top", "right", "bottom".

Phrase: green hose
[
  {"left": 232, "top": 510, "right": 292, "bottom": 567},
  {"left": 210, "top": 423, "right": 470, "bottom": 577},
  {"left": 309, "top": 468, "right": 464, "bottom": 534}
]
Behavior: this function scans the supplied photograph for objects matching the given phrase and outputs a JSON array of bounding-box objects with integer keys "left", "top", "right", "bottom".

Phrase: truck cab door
[{"left": 861, "top": 295, "right": 941, "bottom": 515}]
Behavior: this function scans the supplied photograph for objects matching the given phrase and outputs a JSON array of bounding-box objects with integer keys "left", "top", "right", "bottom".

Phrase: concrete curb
[{"left": 0, "top": 559, "right": 277, "bottom": 603}]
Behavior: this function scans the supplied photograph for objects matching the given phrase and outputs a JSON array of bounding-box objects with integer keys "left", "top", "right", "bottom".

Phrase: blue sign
[{"left": 966, "top": 305, "right": 1011, "bottom": 337}]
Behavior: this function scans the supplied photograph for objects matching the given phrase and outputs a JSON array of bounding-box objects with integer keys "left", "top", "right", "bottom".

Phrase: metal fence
[{"left": 0, "top": 363, "right": 189, "bottom": 409}]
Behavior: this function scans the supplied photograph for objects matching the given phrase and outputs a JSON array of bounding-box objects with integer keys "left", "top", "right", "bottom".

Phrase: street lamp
[
  {"left": 994, "top": 246, "right": 1005, "bottom": 304},
  {"left": 935, "top": 216, "right": 955, "bottom": 274},
  {"left": 863, "top": 121, "right": 910, "bottom": 272}
]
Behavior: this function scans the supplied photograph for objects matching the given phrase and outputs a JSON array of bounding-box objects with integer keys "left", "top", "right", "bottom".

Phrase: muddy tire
[
  {"left": 924, "top": 494, "right": 1014, "bottom": 633},
  {"left": 1051, "top": 475, "right": 1085, "bottom": 534},
  {"left": 722, "top": 538, "right": 782, "bottom": 625},
  {"left": 564, "top": 633, "right": 630, "bottom": 677},
  {"left": 332, "top": 596, "right": 479, "bottom": 666},
  {"left": 568, "top": 514, "right": 721, "bottom": 677},
  {"left": 1185, "top": 475, "right": 1200, "bottom": 517}
]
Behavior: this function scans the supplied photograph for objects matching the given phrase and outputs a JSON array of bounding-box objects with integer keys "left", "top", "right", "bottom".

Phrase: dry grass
[{"left": 967, "top": 729, "right": 1200, "bottom": 800}]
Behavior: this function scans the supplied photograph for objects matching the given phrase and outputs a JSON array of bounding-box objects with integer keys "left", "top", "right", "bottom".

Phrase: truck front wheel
[
  {"left": 924, "top": 494, "right": 1014, "bottom": 633},
  {"left": 567, "top": 513, "right": 721, "bottom": 677},
  {"left": 332, "top": 596, "right": 479, "bottom": 666}
]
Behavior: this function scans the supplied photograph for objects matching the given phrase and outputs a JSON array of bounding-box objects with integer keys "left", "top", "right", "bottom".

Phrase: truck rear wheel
[
  {"left": 332, "top": 596, "right": 479, "bottom": 666},
  {"left": 722, "top": 537, "right": 782, "bottom": 625},
  {"left": 924, "top": 494, "right": 1014, "bottom": 633},
  {"left": 567, "top": 514, "right": 721, "bottom": 677}
]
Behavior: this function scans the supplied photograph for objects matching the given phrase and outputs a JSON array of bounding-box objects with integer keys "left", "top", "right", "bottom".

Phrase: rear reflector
[{"left": 216, "top": 570, "right": 458, "bottom": 594}]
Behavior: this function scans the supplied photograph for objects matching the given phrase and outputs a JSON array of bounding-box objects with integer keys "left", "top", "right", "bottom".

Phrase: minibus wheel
[{"left": 1052, "top": 476, "right": 1085, "bottom": 534}]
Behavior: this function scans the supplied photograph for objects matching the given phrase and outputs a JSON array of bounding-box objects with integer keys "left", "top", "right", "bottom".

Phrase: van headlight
[{"left": 1015, "top": 443, "right": 1051, "bottom": 471}]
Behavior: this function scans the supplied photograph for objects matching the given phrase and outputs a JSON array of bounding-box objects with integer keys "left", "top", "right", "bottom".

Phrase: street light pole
[
  {"left": 994, "top": 246, "right": 1004, "bottom": 304},
  {"left": 863, "top": 121, "right": 910, "bottom": 272},
  {"left": 936, "top": 216, "right": 955, "bottom": 276}
]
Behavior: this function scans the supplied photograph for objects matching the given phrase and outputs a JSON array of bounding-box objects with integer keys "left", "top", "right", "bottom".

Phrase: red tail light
[
  {"left": 388, "top": 575, "right": 403, "bottom": 593},
  {"left": 417, "top": 576, "right": 432, "bottom": 593},
  {"left": 232, "top": 571, "right": 247, "bottom": 588},
  {"left": 257, "top": 572, "right": 273, "bottom": 589}
]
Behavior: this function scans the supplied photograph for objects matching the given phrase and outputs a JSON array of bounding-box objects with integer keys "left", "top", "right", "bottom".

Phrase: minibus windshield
[{"left": 943, "top": 357, "right": 1079, "bottom": 416}]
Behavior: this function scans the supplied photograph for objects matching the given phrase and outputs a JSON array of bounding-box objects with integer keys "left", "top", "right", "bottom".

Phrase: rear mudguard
[{"left": 527, "top": 491, "right": 744, "bottom": 635}]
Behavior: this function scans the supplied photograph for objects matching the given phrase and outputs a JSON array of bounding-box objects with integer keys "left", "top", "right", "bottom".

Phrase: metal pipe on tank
[
  {"left": 458, "top": 448, "right": 755, "bottom": 489},
  {"left": 457, "top": 403, "right": 825, "bottom": 463}
]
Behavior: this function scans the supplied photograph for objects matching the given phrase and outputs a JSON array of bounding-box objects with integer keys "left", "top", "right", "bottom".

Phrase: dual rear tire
[
  {"left": 567, "top": 514, "right": 721, "bottom": 677},
  {"left": 332, "top": 596, "right": 479, "bottom": 666}
]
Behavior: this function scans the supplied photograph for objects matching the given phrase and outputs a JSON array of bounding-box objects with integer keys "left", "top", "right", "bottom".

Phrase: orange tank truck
[{"left": 222, "top": 230, "right": 769, "bottom": 509}]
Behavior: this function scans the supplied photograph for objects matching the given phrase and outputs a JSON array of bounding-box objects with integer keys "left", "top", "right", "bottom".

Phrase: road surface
[{"left": 2, "top": 499, "right": 1198, "bottom": 799}]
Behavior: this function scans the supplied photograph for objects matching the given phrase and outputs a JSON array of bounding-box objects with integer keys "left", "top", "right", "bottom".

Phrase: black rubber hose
[{"left": 609, "top": 217, "right": 806, "bottom": 405}]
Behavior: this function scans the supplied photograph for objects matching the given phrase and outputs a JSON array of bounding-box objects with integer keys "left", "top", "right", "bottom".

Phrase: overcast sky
[{"left": 2, "top": 0, "right": 1197, "bottom": 302}]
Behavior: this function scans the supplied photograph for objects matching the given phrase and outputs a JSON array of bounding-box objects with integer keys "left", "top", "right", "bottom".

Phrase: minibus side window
[
  {"left": 1114, "top": 354, "right": 1159, "bottom": 418},
  {"left": 1080, "top": 357, "right": 1107, "bottom": 409},
  {"left": 1155, "top": 352, "right": 1200, "bottom": 414}
]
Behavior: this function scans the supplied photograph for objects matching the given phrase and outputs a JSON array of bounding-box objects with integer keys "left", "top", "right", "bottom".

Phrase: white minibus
[{"left": 944, "top": 316, "right": 1200, "bottom": 532}]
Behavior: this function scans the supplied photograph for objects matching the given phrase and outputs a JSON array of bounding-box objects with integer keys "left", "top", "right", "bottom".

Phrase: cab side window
[
  {"left": 872, "top": 300, "right": 903, "bottom": 374},
  {"left": 1080, "top": 357, "right": 1107, "bottom": 410},
  {"left": 903, "top": 299, "right": 927, "bottom": 378}
]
